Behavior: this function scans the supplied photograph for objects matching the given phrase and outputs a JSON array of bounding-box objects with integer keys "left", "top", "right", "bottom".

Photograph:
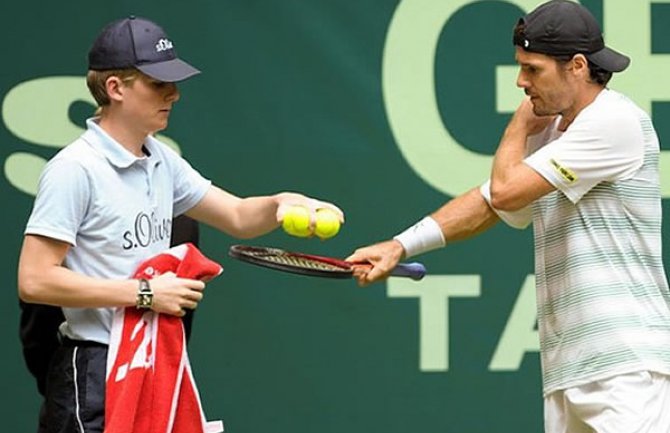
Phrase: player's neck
[
  {"left": 558, "top": 85, "right": 605, "bottom": 131},
  {"left": 98, "top": 113, "right": 150, "bottom": 157}
]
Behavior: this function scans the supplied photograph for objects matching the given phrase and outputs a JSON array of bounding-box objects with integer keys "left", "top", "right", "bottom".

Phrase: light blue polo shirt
[{"left": 25, "top": 118, "right": 211, "bottom": 344}]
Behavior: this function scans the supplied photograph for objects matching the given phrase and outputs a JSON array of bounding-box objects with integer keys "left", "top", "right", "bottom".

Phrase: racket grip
[{"left": 391, "top": 262, "right": 426, "bottom": 281}]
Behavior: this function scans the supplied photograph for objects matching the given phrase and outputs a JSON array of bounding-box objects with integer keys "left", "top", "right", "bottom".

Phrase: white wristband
[{"left": 393, "top": 216, "right": 446, "bottom": 258}]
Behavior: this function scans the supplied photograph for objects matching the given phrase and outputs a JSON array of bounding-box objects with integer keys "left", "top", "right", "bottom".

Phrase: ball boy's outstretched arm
[{"left": 186, "top": 185, "right": 344, "bottom": 239}]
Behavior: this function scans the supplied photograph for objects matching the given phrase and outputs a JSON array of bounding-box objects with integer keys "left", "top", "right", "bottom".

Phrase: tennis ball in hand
[
  {"left": 314, "top": 208, "right": 341, "bottom": 240},
  {"left": 282, "top": 206, "right": 312, "bottom": 237}
]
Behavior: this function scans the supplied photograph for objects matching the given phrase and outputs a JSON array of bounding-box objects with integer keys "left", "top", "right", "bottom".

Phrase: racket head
[{"left": 228, "top": 245, "right": 354, "bottom": 279}]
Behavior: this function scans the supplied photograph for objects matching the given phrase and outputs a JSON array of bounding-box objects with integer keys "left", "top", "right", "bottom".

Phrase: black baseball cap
[
  {"left": 513, "top": 0, "right": 630, "bottom": 73},
  {"left": 88, "top": 16, "right": 200, "bottom": 82}
]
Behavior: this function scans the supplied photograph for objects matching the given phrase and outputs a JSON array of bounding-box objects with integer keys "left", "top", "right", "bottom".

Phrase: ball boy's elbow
[{"left": 18, "top": 278, "right": 39, "bottom": 303}]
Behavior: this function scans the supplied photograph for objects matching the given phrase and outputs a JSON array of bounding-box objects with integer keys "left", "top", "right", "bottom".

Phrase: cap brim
[
  {"left": 136, "top": 58, "right": 201, "bottom": 82},
  {"left": 587, "top": 46, "right": 630, "bottom": 73}
]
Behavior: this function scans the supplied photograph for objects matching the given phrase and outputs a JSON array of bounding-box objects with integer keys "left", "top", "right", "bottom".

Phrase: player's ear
[
  {"left": 571, "top": 54, "right": 589, "bottom": 77},
  {"left": 105, "top": 76, "right": 125, "bottom": 103}
]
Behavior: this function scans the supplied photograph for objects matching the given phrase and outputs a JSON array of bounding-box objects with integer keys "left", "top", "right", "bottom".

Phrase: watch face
[
  {"left": 137, "top": 279, "right": 153, "bottom": 308},
  {"left": 137, "top": 293, "right": 153, "bottom": 309}
]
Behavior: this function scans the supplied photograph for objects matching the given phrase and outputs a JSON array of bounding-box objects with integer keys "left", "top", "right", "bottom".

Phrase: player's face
[
  {"left": 122, "top": 73, "right": 180, "bottom": 135},
  {"left": 515, "top": 48, "right": 576, "bottom": 117}
]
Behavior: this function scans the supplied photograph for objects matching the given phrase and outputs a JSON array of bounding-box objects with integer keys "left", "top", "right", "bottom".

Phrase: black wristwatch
[{"left": 136, "top": 278, "right": 153, "bottom": 309}]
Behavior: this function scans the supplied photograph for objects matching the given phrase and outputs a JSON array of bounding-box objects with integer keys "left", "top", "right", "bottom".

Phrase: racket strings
[{"left": 253, "top": 253, "right": 346, "bottom": 272}]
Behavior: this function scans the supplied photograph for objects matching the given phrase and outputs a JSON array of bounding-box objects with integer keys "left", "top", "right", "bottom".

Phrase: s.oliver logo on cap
[{"left": 155, "top": 38, "right": 174, "bottom": 52}]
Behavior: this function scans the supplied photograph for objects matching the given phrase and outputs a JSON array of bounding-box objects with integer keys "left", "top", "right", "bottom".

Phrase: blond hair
[{"left": 86, "top": 69, "right": 139, "bottom": 112}]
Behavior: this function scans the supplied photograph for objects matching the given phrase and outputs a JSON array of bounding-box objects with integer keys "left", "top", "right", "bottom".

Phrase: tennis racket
[{"left": 228, "top": 245, "right": 426, "bottom": 280}]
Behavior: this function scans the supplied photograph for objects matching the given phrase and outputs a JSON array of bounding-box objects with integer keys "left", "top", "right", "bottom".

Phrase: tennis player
[
  {"left": 17, "top": 16, "right": 343, "bottom": 433},
  {"left": 347, "top": 1, "right": 670, "bottom": 432}
]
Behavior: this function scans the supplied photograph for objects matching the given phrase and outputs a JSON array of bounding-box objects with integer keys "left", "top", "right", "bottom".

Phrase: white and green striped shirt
[{"left": 500, "top": 90, "right": 670, "bottom": 394}]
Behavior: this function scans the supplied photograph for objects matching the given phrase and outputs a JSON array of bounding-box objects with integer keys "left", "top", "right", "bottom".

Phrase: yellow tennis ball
[
  {"left": 314, "top": 208, "right": 341, "bottom": 240},
  {"left": 282, "top": 206, "right": 312, "bottom": 237}
]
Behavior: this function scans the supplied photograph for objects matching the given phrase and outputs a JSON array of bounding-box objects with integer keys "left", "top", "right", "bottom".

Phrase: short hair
[
  {"left": 550, "top": 55, "right": 613, "bottom": 86},
  {"left": 513, "top": 22, "right": 612, "bottom": 86},
  {"left": 86, "top": 69, "right": 139, "bottom": 107},
  {"left": 585, "top": 63, "right": 613, "bottom": 86}
]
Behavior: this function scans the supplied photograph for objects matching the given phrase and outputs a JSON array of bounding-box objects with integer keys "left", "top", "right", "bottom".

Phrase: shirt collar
[{"left": 81, "top": 117, "right": 160, "bottom": 169}]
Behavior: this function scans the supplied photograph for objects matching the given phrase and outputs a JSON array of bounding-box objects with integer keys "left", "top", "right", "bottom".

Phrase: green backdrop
[{"left": 2, "top": 1, "right": 669, "bottom": 432}]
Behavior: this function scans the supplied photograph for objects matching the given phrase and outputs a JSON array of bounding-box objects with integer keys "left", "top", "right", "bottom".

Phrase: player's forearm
[
  {"left": 431, "top": 187, "right": 499, "bottom": 242},
  {"left": 490, "top": 118, "right": 538, "bottom": 211},
  {"left": 368, "top": 187, "right": 497, "bottom": 265},
  {"left": 491, "top": 99, "right": 557, "bottom": 210},
  {"left": 491, "top": 122, "right": 528, "bottom": 190}
]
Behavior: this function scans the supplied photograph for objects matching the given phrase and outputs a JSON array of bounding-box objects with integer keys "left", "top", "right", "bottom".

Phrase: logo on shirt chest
[{"left": 122, "top": 211, "right": 172, "bottom": 250}]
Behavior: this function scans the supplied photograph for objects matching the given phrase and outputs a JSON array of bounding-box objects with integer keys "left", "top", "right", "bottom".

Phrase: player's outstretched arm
[
  {"left": 347, "top": 187, "right": 499, "bottom": 286},
  {"left": 431, "top": 186, "right": 500, "bottom": 242},
  {"left": 348, "top": 239, "right": 406, "bottom": 286}
]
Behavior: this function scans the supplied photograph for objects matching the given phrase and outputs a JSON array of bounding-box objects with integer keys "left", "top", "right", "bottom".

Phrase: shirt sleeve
[
  {"left": 152, "top": 142, "right": 211, "bottom": 216},
  {"left": 523, "top": 105, "right": 644, "bottom": 204},
  {"left": 172, "top": 156, "right": 211, "bottom": 216},
  {"left": 480, "top": 180, "right": 532, "bottom": 229},
  {"left": 25, "top": 158, "right": 91, "bottom": 246}
]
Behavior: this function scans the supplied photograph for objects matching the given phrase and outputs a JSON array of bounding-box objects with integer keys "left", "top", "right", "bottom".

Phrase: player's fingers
[
  {"left": 345, "top": 253, "right": 358, "bottom": 262},
  {"left": 365, "top": 264, "right": 391, "bottom": 284},
  {"left": 352, "top": 270, "right": 371, "bottom": 287},
  {"left": 345, "top": 250, "right": 370, "bottom": 263},
  {"left": 350, "top": 264, "right": 366, "bottom": 274},
  {"left": 355, "top": 276, "right": 371, "bottom": 287},
  {"left": 350, "top": 264, "right": 371, "bottom": 279}
]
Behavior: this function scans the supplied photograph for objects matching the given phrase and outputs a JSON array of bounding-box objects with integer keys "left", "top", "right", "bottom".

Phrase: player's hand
[
  {"left": 515, "top": 97, "right": 556, "bottom": 136},
  {"left": 346, "top": 239, "right": 405, "bottom": 286},
  {"left": 146, "top": 272, "right": 206, "bottom": 317}
]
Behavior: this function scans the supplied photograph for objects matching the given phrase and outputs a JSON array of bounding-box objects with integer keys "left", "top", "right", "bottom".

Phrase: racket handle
[{"left": 391, "top": 262, "right": 426, "bottom": 281}]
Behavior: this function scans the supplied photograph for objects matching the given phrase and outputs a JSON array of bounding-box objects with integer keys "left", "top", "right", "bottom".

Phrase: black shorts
[{"left": 41, "top": 339, "right": 107, "bottom": 433}]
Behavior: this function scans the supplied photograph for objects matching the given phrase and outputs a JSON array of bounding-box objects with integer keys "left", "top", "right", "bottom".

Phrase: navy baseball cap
[
  {"left": 513, "top": 0, "right": 630, "bottom": 73},
  {"left": 88, "top": 16, "right": 200, "bottom": 82}
]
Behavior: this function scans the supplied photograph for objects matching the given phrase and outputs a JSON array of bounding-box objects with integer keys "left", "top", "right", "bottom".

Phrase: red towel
[{"left": 105, "top": 243, "right": 224, "bottom": 433}]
